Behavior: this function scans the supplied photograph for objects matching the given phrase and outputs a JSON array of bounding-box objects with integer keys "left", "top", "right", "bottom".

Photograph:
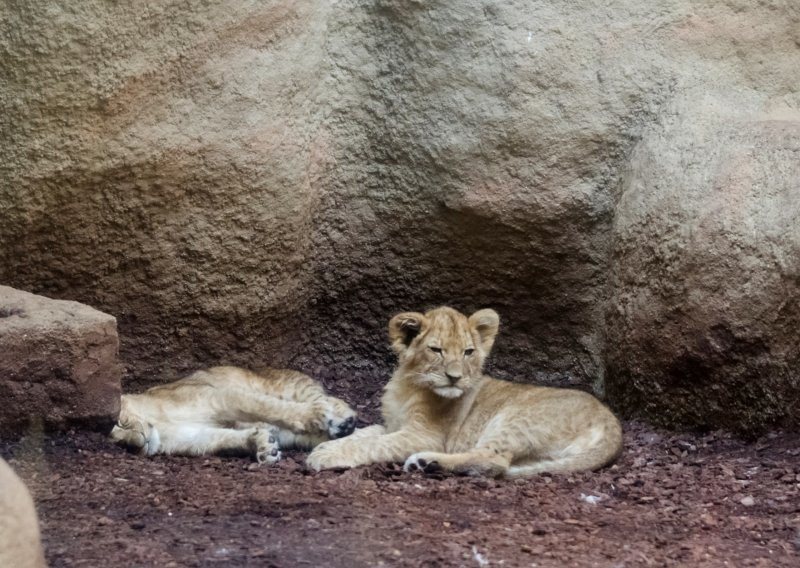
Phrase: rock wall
[
  {"left": 1, "top": 1, "right": 333, "bottom": 385},
  {"left": 1, "top": 1, "right": 798, "bottom": 433},
  {"left": 607, "top": 91, "right": 800, "bottom": 433}
]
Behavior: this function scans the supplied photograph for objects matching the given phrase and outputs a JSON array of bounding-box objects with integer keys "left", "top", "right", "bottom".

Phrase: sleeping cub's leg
[
  {"left": 220, "top": 391, "right": 356, "bottom": 440},
  {"left": 216, "top": 391, "right": 332, "bottom": 435},
  {"left": 115, "top": 423, "right": 282, "bottom": 465},
  {"left": 235, "top": 421, "right": 329, "bottom": 452},
  {"left": 308, "top": 396, "right": 357, "bottom": 440},
  {"left": 159, "top": 424, "right": 281, "bottom": 464}
]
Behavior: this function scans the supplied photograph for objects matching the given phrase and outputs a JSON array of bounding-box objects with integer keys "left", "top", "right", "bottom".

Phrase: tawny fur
[
  {"left": 110, "top": 366, "right": 356, "bottom": 465},
  {"left": 0, "top": 458, "right": 46, "bottom": 568},
  {"left": 307, "top": 307, "right": 622, "bottom": 477}
]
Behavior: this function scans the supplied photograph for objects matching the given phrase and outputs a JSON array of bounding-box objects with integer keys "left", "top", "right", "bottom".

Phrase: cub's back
[
  {"left": 147, "top": 366, "right": 324, "bottom": 400},
  {"left": 462, "top": 378, "right": 621, "bottom": 446}
]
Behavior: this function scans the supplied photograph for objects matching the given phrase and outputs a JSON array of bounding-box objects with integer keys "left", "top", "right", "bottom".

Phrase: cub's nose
[{"left": 445, "top": 372, "right": 462, "bottom": 385}]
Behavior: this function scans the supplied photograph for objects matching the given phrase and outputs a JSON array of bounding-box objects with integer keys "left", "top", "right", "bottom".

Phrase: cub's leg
[
  {"left": 235, "top": 421, "right": 330, "bottom": 451},
  {"left": 503, "top": 426, "right": 623, "bottom": 478},
  {"left": 306, "top": 428, "right": 438, "bottom": 471},
  {"left": 405, "top": 416, "right": 622, "bottom": 478},
  {"left": 143, "top": 423, "right": 282, "bottom": 465},
  {"left": 306, "top": 395, "right": 357, "bottom": 439},
  {"left": 267, "top": 379, "right": 357, "bottom": 440},
  {"left": 403, "top": 416, "right": 529, "bottom": 477},
  {"left": 219, "top": 390, "right": 357, "bottom": 439},
  {"left": 404, "top": 448, "right": 513, "bottom": 477},
  {"left": 215, "top": 391, "right": 329, "bottom": 434},
  {"left": 274, "top": 423, "right": 383, "bottom": 453},
  {"left": 245, "top": 368, "right": 358, "bottom": 439},
  {"left": 339, "top": 424, "right": 386, "bottom": 441}
]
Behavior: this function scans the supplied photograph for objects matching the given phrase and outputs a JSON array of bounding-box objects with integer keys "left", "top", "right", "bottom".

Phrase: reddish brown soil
[{"left": 2, "top": 423, "right": 799, "bottom": 567}]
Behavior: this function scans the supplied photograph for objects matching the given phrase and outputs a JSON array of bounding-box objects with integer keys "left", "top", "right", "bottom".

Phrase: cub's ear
[
  {"left": 468, "top": 309, "right": 500, "bottom": 353},
  {"left": 388, "top": 312, "right": 427, "bottom": 353}
]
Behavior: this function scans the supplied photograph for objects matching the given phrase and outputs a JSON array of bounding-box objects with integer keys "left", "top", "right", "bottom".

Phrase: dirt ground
[{"left": 2, "top": 422, "right": 799, "bottom": 568}]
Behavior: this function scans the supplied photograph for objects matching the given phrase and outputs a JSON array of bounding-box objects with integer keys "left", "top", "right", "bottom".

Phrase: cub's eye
[
  {"left": 464, "top": 348, "right": 475, "bottom": 356},
  {"left": 429, "top": 346, "right": 443, "bottom": 354}
]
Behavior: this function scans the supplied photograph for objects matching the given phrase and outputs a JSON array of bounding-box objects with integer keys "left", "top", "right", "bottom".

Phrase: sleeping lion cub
[
  {"left": 307, "top": 307, "right": 622, "bottom": 477},
  {"left": 111, "top": 366, "right": 357, "bottom": 464}
]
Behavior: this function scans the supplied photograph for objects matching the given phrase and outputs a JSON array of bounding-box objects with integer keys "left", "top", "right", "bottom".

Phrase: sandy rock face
[
  {"left": 0, "top": 1, "right": 798, "bottom": 433},
  {"left": 0, "top": 286, "right": 122, "bottom": 433},
  {"left": 607, "top": 93, "right": 800, "bottom": 432},
  {"left": 0, "top": 1, "right": 333, "bottom": 384}
]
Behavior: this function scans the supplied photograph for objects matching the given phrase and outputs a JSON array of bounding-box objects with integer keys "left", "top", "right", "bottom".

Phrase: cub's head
[{"left": 388, "top": 306, "right": 500, "bottom": 399}]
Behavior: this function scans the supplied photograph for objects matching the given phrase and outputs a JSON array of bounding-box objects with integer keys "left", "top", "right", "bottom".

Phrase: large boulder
[
  {"left": 606, "top": 92, "right": 800, "bottom": 433},
  {"left": 0, "top": 286, "right": 122, "bottom": 433}
]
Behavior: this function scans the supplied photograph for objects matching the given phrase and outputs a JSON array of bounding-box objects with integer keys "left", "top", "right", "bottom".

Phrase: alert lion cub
[
  {"left": 111, "top": 366, "right": 356, "bottom": 464},
  {"left": 307, "top": 307, "right": 622, "bottom": 477}
]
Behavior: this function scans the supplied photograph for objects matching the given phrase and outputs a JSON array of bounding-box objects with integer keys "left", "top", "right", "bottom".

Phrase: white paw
[
  {"left": 404, "top": 452, "right": 442, "bottom": 474},
  {"left": 253, "top": 429, "right": 281, "bottom": 466},
  {"left": 111, "top": 419, "right": 158, "bottom": 456},
  {"left": 143, "top": 425, "right": 160, "bottom": 456},
  {"left": 256, "top": 448, "right": 282, "bottom": 466}
]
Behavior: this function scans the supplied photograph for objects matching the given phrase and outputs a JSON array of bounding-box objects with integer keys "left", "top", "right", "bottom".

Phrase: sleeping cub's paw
[
  {"left": 251, "top": 428, "right": 281, "bottom": 466},
  {"left": 404, "top": 452, "right": 443, "bottom": 474},
  {"left": 110, "top": 418, "right": 157, "bottom": 456},
  {"left": 312, "top": 398, "right": 357, "bottom": 440}
]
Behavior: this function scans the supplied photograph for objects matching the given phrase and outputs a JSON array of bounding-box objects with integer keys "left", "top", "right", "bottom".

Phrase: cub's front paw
[
  {"left": 327, "top": 414, "right": 357, "bottom": 440},
  {"left": 110, "top": 418, "right": 157, "bottom": 456},
  {"left": 404, "top": 452, "right": 443, "bottom": 474},
  {"left": 306, "top": 441, "right": 356, "bottom": 471},
  {"left": 252, "top": 428, "right": 281, "bottom": 466},
  {"left": 313, "top": 399, "right": 357, "bottom": 440}
]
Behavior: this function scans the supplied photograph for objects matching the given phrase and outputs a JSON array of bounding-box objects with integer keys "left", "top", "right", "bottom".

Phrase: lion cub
[
  {"left": 307, "top": 307, "right": 622, "bottom": 477},
  {"left": 111, "top": 366, "right": 356, "bottom": 464}
]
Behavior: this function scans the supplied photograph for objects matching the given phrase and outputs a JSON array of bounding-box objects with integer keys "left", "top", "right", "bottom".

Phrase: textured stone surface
[
  {"left": 0, "top": 286, "right": 122, "bottom": 433},
  {"left": 0, "top": 1, "right": 798, "bottom": 433},
  {"left": 606, "top": 92, "right": 800, "bottom": 433}
]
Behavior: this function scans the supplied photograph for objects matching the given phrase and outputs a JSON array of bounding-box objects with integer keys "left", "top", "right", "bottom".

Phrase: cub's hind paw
[
  {"left": 252, "top": 428, "right": 281, "bottom": 466},
  {"left": 404, "top": 453, "right": 443, "bottom": 474},
  {"left": 328, "top": 415, "right": 356, "bottom": 439},
  {"left": 256, "top": 446, "right": 281, "bottom": 466}
]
